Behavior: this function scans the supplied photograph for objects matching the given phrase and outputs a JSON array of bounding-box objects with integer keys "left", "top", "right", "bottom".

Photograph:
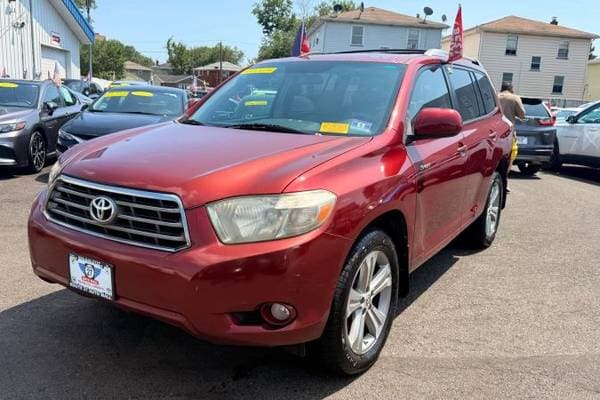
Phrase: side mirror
[
  {"left": 413, "top": 108, "right": 463, "bottom": 138},
  {"left": 43, "top": 101, "right": 58, "bottom": 115},
  {"left": 81, "top": 104, "right": 89, "bottom": 111},
  {"left": 566, "top": 115, "right": 577, "bottom": 124}
]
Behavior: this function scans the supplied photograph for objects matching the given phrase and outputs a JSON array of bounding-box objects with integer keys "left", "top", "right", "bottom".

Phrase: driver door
[{"left": 39, "top": 85, "right": 66, "bottom": 153}]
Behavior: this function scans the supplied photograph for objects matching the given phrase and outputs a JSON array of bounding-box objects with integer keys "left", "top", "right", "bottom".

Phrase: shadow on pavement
[
  {"left": 0, "top": 244, "right": 464, "bottom": 399},
  {"left": 547, "top": 165, "right": 600, "bottom": 187}
]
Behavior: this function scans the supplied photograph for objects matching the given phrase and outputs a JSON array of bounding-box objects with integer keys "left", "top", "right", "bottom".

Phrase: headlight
[
  {"left": 58, "top": 129, "right": 82, "bottom": 143},
  {"left": 0, "top": 121, "right": 26, "bottom": 134},
  {"left": 207, "top": 190, "right": 336, "bottom": 244},
  {"left": 48, "top": 159, "right": 63, "bottom": 186}
]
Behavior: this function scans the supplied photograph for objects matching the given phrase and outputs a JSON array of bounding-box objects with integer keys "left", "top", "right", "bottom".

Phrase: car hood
[
  {"left": 0, "top": 107, "right": 35, "bottom": 123},
  {"left": 62, "top": 122, "right": 370, "bottom": 207},
  {"left": 62, "top": 111, "right": 172, "bottom": 137}
]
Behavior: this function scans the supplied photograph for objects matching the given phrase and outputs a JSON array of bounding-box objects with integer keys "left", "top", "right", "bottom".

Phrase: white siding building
[
  {"left": 442, "top": 16, "right": 598, "bottom": 105},
  {"left": 0, "top": 0, "right": 94, "bottom": 80},
  {"left": 308, "top": 7, "right": 448, "bottom": 54}
]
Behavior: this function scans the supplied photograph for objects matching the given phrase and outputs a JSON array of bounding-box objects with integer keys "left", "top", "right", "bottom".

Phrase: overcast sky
[{"left": 92, "top": 0, "right": 600, "bottom": 64}]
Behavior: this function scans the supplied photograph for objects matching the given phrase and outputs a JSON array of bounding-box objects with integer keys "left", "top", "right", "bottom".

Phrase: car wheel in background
[
  {"left": 312, "top": 229, "right": 399, "bottom": 375},
  {"left": 517, "top": 162, "right": 541, "bottom": 176},
  {"left": 463, "top": 171, "right": 503, "bottom": 248},
  {"left": 26, "top": 131, "right": 47, "bottom": 174},
  {"left": 544, "top": 140, "right": 562, "bottom": 172}
]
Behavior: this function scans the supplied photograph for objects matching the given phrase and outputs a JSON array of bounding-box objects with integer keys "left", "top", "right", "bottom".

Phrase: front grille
[{"left": 45, "top": 175, "right": 190, "bottom": 252}]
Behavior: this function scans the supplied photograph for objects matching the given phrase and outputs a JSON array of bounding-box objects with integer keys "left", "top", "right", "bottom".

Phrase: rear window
[
  {"left": 522, "top": 98, "right": 550, "bottom": 118},
  {"left": 446, "top": 67, "right": 481, "bottom": 121}
]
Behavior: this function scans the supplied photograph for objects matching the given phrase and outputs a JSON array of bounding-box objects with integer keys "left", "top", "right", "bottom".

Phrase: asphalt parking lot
[{"left": 1, "top": 166, "right": 599, "bottom": 399}]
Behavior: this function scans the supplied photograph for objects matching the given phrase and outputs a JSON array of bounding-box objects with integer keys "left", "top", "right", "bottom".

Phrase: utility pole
[
  {"left": 86, "top": 0, "right": 92, "bottom": 82},
  {"left": 219, "top": 41, "right": 223, "bottom": 84}
]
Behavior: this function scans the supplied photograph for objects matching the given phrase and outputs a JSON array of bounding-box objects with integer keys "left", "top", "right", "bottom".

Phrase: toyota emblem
[{"left": 89, "top": 196, "right": 118, "bottom": 224}]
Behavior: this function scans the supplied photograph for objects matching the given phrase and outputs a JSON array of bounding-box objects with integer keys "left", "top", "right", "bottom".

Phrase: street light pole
[{"left": 86, "top": 0, "right": 92, "bottom": 82}]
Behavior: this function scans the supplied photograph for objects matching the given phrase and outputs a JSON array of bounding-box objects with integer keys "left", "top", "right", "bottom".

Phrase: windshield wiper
[
  {"left": 180, "top": 119, "right": 204, "bottom": 126},
  {"left": 224, "top": 123, "right": 308, "bottom": 134}
]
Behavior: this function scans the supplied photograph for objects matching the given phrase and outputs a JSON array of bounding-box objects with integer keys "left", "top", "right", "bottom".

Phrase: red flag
[
  {"left": 292, "top": 22, "right": 310, "bottom": 56},
  {"left": 448, "top": 5, "right": 463, "bottom": 62}
]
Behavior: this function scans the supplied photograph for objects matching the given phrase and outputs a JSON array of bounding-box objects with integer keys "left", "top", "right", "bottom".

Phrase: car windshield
[
  {"left": 188, "top": 61, "right": 407, "bottom": 136},
  {"left": 0, "top": 81, "right": 39, "bottom": 108},
  {"left": 65, "top": 80, "right": 86, "bottom": 92},
  {"left": 90, "top": 89, "right": 184, "bottom": 116}
]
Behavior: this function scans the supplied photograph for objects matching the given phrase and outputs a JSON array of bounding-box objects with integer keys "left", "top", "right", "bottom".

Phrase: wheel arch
[{"left": 495, "top": 157, "right": 509, "bottom": 209}]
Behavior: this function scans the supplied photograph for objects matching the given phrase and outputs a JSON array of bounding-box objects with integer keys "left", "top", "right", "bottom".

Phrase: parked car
[
  {"left": 57, "top": 86, "right": 188, "bottom": 152},
  {"left": 63, "top": 79, "right": 104, "bottom": 100},
  {"left": 108, "top": 80, "right": 148, "bottom": 88},
  {"left": 514, "top": 98, "right": 557, "bottom": 175},
  {"left": 549, "top": 101, "right": 600, "bottom": 170},
  {"left": 29, "top": 51, "right": 512, "bottom": 375},
  {"left": 0, "top": 79, "right": 87, "bottom": 173}
]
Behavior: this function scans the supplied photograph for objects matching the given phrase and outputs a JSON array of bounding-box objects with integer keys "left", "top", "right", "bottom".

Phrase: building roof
[
  {"left": 194, "top": 61, "right": 243, "bottom": 72},
  {"left": 310, "top": 6, "right": 448, "bottom": 33},
  {"left": 50, "top": 0, "right": 95, "bottom": 44},
  {"left": 124, "top": 61, "right": 152, "bottom": 71},
  {"left": 444, "top": 16, "right": 599, "bottom": 41},
  {"left": 153, "top": 62, "right": 173, "bottom": 69}
]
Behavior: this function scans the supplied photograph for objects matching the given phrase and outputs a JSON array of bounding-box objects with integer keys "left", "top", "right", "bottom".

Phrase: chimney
[{"left": 550, "top": 17, "right": 558, "bottom": 25}]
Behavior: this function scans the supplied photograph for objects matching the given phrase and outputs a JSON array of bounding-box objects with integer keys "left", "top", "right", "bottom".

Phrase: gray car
[
  {"left": 0, "top": 79, "right": 85, "bottom": 173},
  {"left": 514, "top": 98, "right": 557, "bottom": 175}
]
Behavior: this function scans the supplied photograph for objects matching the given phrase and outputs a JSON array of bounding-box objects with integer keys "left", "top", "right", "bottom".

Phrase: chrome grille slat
[{"left": 45, "top": 175, "right": 190, "bottom": 252}]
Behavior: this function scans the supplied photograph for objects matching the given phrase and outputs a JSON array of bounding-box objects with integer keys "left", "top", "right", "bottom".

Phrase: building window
[
  {"left": 558, "top": 41, "right": 569, "bottom": 59},
  {"left": 531, "top": 56, "right": 541, "bottom": 71},
  {"left": 502, "top": 72, "right": 514, "bottom": 86},
  {"left": 351, "top": 26, "right": 364, "bottom": 46},
  {"left": 505, "top": 34, "right": 518, "bottom": 56},
  {"left": 552, "top": 76, "right": 565, "bottom": 94},
  {"left": 407, "top": 29, "right": 420, "bottom": 49}
]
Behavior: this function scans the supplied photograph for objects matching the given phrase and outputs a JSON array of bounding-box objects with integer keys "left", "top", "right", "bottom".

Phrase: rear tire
[
  {"left": 311, "top": 230, "right": 399, "bottom": 375},
  {"left": 464, "top": 172, "right": 503, "bottom": 248},
  {"left": 25, "top": 131, "right": 47, "bottom": 174},
  {"left": 545, "top": 140, "right": 562, "bottom": 172},
  {"left": 517, "top": 162, "right": 541, "bottom": 176}
]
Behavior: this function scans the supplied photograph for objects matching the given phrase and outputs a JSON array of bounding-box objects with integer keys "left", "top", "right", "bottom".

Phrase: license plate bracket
[{"left": 68, "top": 253, "right": 115, "bottom": 300}]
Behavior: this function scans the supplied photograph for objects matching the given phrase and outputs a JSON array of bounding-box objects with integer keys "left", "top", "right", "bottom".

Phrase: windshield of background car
[
  {"left": 90, "top": 89, "right": 184, "bottom": 116},
  {"left": 189, "top": 61, "right": 407, "bottom": 136},
  {"left": 0, "top": 81, "right": 39, "bottom": 108},
  {"left": 65, "top": 81, "right": 84, "bottom": 92}
]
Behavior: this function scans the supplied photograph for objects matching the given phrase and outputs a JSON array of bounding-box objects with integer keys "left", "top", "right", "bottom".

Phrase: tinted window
[
  {"left": 407, "top": 66, "right": 452, "bottom": 123},
  {"left": 91, "top": 89, "right": 185, "bottom": 116},
  {"left": 42, "top": 85, "right": 61, "bottom": 105},
  {"left": 65, "top": 80, "right": 84, "bottom": 92},
  {"left": 522, "top": 99, "right": 550, "bottom": 118},
  {"left": 447, "top": 67, "right": 480, "bottom": 121},
  {"left": 0, "top": 82, "right": 39, "bottom": 108},
  {"left": 190, "top": 61, "right": 407, "bottom": 136},
  {"left": 60, "top": 86, "right": 77, "bottom": 106},
  {"left": 474, "top": 72, "right": 496, "bottom": 114}
]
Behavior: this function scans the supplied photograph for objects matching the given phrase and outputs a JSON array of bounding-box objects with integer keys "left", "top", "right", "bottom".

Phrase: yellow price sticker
[
  {"left": 0, "top": 82, "right": 18, "bottom": 88},
  {"left": 320, "top": 122, "right": 349, "bottom": 134},
  {"left": 105, "top": 91, "right": 129, "bottom": 97},
  {"left": 131, "top": 91, "right": 153, "bottom": 97},
  {"left": 241, "top": 67, "right": 277, "bottom": 75},
  {"left": 245, "top": 100, "right": 268, "bottom": 106}
]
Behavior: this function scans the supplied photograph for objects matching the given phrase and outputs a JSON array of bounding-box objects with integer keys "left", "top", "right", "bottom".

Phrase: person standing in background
[{"left": 498, "top": 83, "right": 525, "bottom": 192}]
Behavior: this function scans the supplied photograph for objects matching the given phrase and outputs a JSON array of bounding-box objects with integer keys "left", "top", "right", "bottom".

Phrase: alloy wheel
[
  {"left": 345, "top": 250, "right": 393, "bottom": 355},
  {"left": 485, "top": 179, "right": 501, "bottom": 237},
  {"left": 30, "top": 132, "right": 46, "bottom": 172}
]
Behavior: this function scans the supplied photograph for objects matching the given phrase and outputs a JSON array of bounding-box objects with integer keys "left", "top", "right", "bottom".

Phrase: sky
[{"left": 91, "top": 0, "right": 600, "bottom": 65}]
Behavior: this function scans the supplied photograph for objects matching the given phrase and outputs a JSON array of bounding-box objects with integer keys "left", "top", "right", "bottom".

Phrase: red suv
[{"left": 28, "top": 51, "right": 512, "bottom": 375}]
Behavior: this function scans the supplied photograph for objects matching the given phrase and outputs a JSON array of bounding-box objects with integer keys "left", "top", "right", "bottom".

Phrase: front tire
[
  {"left": 26, "top": 131, "right": 47, "bottom": 174},
  {"left": 464, "top": 171, "right": 503, "bottom": 248},
  {"left": 312, "top": 230, "right": 399, "bottom": 375}
]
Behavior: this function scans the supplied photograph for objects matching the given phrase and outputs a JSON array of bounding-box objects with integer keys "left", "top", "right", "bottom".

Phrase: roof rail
[{"left": 310, "top": 48, "right": 427, "bottom": 55}]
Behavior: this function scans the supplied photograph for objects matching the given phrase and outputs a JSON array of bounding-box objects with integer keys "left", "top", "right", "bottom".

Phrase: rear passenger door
[
  {"left": 405, "top": 65, "right": 468, "bottom": 264},
  {"left": 446, "top": 66, "right": 497, "bottom": 225}
]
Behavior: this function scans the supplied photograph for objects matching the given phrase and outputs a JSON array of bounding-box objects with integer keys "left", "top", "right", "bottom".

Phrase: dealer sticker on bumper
[{"left": 69, "top": 254, "right": 114, "bottom": 300}]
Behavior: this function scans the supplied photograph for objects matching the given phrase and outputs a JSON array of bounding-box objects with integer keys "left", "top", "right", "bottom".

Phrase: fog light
[{"left": 260, "top": 302, "right": 296, "bottom": 326}]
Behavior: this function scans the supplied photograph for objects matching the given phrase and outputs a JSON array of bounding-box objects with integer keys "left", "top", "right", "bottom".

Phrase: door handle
[
  {"left": 488, "top": 131, "right": 498, "bottom": 141},
  {"left": 458, "top": 142, "right": 467, "bottom": 156}
]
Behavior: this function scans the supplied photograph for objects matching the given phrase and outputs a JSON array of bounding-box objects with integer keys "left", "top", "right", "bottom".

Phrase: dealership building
[{"left": 0, "top": 0, "right": 94, "bottom": 80}]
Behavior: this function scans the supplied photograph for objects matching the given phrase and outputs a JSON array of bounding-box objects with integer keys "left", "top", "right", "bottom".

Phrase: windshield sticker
[
  {"left": 320, "top": 122, "right": 350, "bottom": 134},
  {"left": 0, "top": 82, "right": 18, "bottom": 88},
  {"left": 105, "top": 91, "right": 129, "bottom": 97},
  {"left": 245, "top": 100, "right": 268, "bottom": 106},
  {"left": 131, "top": 91, "right": 153, "bottom": 97},
  {"left": 349, "top": 119, "right": 373, "bottom": 132},
  {"left": 241, "top": 67, "right": 277, "bottom": 75}
]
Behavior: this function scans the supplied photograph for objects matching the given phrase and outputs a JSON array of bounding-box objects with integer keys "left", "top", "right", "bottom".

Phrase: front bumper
[
  {"left": 0, "top": 129, "right": 29, "bottom": 167},
  {"left": 28, "top": 190, "right": 351, "bottom": 346}
]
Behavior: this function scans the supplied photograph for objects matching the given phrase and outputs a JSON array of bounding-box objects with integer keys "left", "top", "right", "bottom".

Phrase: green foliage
[
  {"left": 590, "top": 45, "right": 597, "bottom": 60},
  {"left": 166, "top": 38, "right": 245, "bottom": 75},
  {"left": 80, "top": 39, "right": 151, "bottom": 80},
  {"left": 314, "top": 0, "right": 356, "bottom": 16},
  {"left": 73, "top": 0, "right": 96, "bottom": 11},
  {"left": 257, "top": 27, "right": 299, "bottom": 60},
  {"left": 252, "top": 0, "right": 296, "bottom": 36}
]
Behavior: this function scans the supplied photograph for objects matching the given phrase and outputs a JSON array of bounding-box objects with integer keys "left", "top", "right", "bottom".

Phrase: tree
[
  {"left": 590, "top": 45, "right": 597, "bottom": 60},
  {"left": 74, "top": 0, "right": 96, "bottom": 11},
  {"left": 257, "top": 28, "right": 299, "bottom": 60},
  {"left": 80, "top": 39, "right": 151, "bottom": 80},
  {"left": 252, "top": 0, "right": 296, "bottom": 36},
  {"left": 314, "top": 0, "right": 355, "bottom": 16},
  {"left": 167, "top": 39, "right": 245, "bottom": 74}
]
